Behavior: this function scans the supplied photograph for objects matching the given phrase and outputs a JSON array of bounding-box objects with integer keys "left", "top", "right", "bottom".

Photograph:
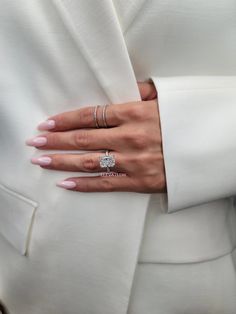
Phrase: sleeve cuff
[{"left": 149, "top": 76, "right": 236, "bottom": 213}]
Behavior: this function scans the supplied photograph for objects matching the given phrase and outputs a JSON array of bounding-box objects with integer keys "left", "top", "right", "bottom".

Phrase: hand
[{"left": 26, "top": 81, "right": 166, "bottom": 193}]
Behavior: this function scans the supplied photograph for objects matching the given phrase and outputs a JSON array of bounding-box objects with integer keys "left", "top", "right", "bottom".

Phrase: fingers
[
  {"left": 31, "top": 151, "right": 138, "bottom": 192},
  {"left": 36, "top": 84, "right": 157, "bottom": 133},
  {"left": 56, "top": 175, "right": 137, "bottom": 192},
  {"left": 31, "top": 152, "right": 126, "bottom": 173},
  {"left": 37, "top": 104, "right": 122, "bottom": 132},
  {"left": 138, "top": 81, "right": 157, "bottom": 100},
  {"left": 26, "top": 128, "right": 119, "bottom": 151}
]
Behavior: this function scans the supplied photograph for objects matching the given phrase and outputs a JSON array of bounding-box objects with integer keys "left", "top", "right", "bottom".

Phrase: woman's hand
[{"left": 26, "top": 82, "right": 166, "bottom": 193}]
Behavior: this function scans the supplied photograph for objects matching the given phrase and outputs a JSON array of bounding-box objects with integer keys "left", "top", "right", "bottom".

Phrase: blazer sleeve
[{"left": 149, "top": 76, "right": 236, "bottom": 213}]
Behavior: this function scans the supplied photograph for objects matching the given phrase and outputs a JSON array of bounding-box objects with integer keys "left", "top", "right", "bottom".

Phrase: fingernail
[
  {"left": 25, "top": 136, "right": 47, "bottom": 147},
  {"left": 37, "top": 119, "right": 56, "bottom": 130},
  {"left": 56, "top": 180, "right": 77, "bottom": 189},
  {"left": 31, "top": 156, "right": 52, "bottom": 166}
]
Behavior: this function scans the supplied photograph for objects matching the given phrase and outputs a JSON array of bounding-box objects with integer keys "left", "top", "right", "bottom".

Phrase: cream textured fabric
[
  {"left": 128, "top": 251, "right": 236, "bottom": 314},
  {"left": 0, "top": 1, "right": 236, "bottom": 313}
]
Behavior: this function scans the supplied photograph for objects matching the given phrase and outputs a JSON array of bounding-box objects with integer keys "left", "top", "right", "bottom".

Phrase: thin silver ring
[
  {"left": 93, "top": 105, "right": 100, "bottom": 128},
  {"left": 102, "top": 104, "right": 109, "bottom": 128}
]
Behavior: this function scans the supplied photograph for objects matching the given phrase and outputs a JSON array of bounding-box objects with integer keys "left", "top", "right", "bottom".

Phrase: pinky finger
[{"left": 56, "top": 174, "right": 137, "bottom": 192}]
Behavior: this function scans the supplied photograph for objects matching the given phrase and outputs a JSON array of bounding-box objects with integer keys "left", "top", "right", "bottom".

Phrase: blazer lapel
[
  {"left": 52, "top": 0, "right": 141, "bottom": 103},
  {"left": 49, "top": 1, "right": 150, "bottom": 314}
]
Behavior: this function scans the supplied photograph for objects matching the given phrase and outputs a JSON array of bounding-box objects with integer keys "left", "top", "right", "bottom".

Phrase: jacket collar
[{"left": 53, "top": 0, "right": 141, "bottom": 103}]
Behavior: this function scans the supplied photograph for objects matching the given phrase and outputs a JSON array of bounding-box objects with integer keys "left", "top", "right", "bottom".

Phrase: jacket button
[{"left": 0, "top": 302, "right": 9, "bottom": 314}]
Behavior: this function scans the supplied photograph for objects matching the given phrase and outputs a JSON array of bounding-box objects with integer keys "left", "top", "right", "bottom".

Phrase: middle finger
[{"left": 26, "top": 128, "right": 119, "bottom": 151}]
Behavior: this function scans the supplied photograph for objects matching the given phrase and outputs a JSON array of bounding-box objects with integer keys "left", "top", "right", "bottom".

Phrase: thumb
[{"left": 138, "top": 81, "right": 157, "bottom": 101}]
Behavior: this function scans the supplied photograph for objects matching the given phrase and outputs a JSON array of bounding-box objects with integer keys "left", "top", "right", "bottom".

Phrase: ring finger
[{"left": 31, "top": 152, "right": 127, "bottom": 173}]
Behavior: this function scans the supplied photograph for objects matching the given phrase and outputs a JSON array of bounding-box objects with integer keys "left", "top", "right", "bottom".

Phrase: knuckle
[
  {"left": 127, "top": 154, "right": 143, "bottom": 169},
  {"left": 143, "top": 152, "right": 162, "bottom": 168},
  {"left": 101, "top": 178, "right": 115, "bottom": 191},
  {"left": 78, "top": 107, "right": 93, "bottom": 125},
  {"left": 127, "top": 104, "right": 147, "bottom": 120},
  {"left": 48, "top": 133, "right": 58, "bottom": 147},
  {"left": 74, "top": 130, "right": 90, "bottom": 148},
  {"left": 121, "top": 131, "right": 132, "bottom": 143},
  {"left": 51, "top": 155, "right": 63, "bottom": 168},
  {"left": 139, "top": 174, "right": 164, "bottom": 192},
  {"left": 54, "top": 114, "right": 65, "bottom": 128},
  {"left": 79, "top": 181, "right": 90, "bottom": 192},
  {"left": 83, "top": 157, "right": 97, "bottom": 171},
  {"left": 130, "top": 131, "right": 148, "bottom": 148},
  {"left": 141, "top": 176, "right": 157, "bottom": 190}
]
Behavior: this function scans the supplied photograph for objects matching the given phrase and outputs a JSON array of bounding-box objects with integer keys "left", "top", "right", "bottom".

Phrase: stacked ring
[
  {"left": 93, "top": 104, "right": 109, "bottom": 128},
  {"left": 93, "top": 105, "right": 100, "bottom": 128},
  {"left": 102, "top": 104, "right": 108, "bottom": 128}
]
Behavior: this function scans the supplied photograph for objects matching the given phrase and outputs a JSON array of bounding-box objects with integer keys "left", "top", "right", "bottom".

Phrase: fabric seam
[{"left": 138, "top": 247, "right": 236, "bottom": 265}]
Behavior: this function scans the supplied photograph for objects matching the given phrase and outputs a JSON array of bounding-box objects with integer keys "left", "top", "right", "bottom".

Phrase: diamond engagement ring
[{"left": 99, "top": 150, "right": 115, "bottom": 172}]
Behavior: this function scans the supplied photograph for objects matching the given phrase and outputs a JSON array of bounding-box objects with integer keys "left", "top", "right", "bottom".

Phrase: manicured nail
[
  {"left": 56, "top": 180, "right": 77, "bottom": 189},
  {"left": 31, "top": 156, "right": 52, "bottom": 166},
  {"left": 25, "top": 136, "right": 47, "bottom": 147},
  {"left": 37, "top": 119, "right": 56, "bottom": 130}
]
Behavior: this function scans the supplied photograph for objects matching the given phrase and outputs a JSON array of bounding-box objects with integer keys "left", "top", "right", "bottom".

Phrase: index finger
[{"left": 37, "top": 104, "right": 123, "bottom": 132}]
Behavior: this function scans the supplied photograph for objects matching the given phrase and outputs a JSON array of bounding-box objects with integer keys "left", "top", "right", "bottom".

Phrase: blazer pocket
[{"left": 0, "top": 183, "right": 38, "bottom": 256}]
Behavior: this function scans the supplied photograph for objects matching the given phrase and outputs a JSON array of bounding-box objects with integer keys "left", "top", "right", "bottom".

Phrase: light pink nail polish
[
  {"left": 56, "top": 180, "right": 77, "bottom": 189},
  {"left": 37, "top": 119, "right": 56, "bottom": 130},
  {"left": 26, "top": 136, "right": 47, "bottom": 147},
  {"left": 31, "top": 156, "right": 52, "bottom": 166}
]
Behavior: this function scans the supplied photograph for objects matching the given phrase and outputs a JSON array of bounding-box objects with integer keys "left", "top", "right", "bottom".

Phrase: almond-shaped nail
[
  {"left": 56, "top": 180, "right": 77, "bottom": 189},
  {"left": 31, "top": 156, "right": 52, "bottom": 166},
  {"left": 37, "top": 119, "right": 56, "bottom": 131},
  {"left": 25, "top": 136, "right": 47, "bottom": 147}
]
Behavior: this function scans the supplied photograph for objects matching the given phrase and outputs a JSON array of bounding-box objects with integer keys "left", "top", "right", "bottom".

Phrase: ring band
[
  {"left": 102, "top": 104, "right": 109, "bottom": 128},
  {"left": 99, "top": 150, "right": 115, "bottom": 172},
  {"left": 93, "top": 105, "right": 100, "bottom": 128}
]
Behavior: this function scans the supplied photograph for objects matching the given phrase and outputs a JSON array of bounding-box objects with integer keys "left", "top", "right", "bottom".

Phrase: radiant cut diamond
[{"left": 100, "top": 155, "right": 115, "bottom": 168}]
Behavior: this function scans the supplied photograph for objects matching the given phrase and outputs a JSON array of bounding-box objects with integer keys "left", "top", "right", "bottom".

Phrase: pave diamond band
[
  {"left": 99, "top": 150, "right": 115, "bottom": 172},
  {"left": 93, "top": 104, "right": 109, "bottom": 128}
]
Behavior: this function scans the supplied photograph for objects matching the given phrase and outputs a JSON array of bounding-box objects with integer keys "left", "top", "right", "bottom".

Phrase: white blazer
[{"left": 0, "top": 1, "right": 235, "bottom": 313}]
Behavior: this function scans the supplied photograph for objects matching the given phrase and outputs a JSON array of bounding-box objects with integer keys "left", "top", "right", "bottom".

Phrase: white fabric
[
  {"left": 0, "top": 184, "right": 37, "bottom": 255},
  {"left": 128, "top": 251, "right": 236, "bottom": 314},
  {"left": 138, "top": 195, "right": 236, "bottom": 263},
  {"left": 0, "top": 0, "right": 235, "bottom": 313},
  {"left": 150, "top": 76, "right": 236, "bottom": 212}
]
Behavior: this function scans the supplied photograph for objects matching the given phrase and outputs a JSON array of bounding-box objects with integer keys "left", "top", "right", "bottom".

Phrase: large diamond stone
[{"left": 100, "top": 154, "right": 115, "bottom": 168}]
